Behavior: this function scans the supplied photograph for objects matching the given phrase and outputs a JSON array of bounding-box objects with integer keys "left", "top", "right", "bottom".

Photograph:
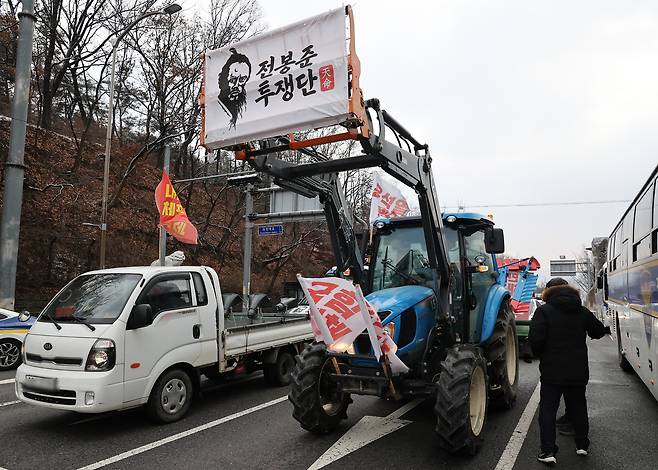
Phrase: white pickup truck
[{"left": 15, "top": 266, "right": 312, "bottom": 422}]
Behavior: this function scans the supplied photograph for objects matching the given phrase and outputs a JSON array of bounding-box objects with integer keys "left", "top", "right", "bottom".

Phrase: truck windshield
[
  {"left": 39, "top": 273, "right": 142, "bottom": 325},
  {"left": 370, "top": 226, "right": 459, "bottom": 290}
]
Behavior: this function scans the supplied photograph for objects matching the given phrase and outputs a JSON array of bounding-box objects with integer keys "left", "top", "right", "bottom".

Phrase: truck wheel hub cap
[{"left": 161, "top": 378, "right": 187, "bottom": 414}]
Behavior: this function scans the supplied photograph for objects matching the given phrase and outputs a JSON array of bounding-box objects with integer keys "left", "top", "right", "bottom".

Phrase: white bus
[{"left": 603, "top": 163, "right": 658, "bottom": 401}]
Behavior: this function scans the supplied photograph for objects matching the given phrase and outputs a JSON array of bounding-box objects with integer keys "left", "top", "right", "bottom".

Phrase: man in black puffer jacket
[{"left": 529, "top": 277, "right": 610, "bottom": 465}]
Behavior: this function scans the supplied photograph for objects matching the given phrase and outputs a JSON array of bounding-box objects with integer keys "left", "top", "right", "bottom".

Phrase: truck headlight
[{"left": 85, "top": 339, "right": 116, "bottom": 372}]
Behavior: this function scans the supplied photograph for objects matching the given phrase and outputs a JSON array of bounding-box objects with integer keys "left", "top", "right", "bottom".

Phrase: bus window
[
  {"left": 633, "top": 184, "right": 653, "bottom": 243},
  {"left": 654, "top": 177, "right": 658, "bottom": 229},
  {"left": 633, "top": 184, "right": 654, "bottom": 262}
]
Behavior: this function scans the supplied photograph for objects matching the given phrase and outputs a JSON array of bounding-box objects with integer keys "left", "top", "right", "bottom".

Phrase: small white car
[{"left": 0, "top": 308, "right": 35, "bottom": 371}]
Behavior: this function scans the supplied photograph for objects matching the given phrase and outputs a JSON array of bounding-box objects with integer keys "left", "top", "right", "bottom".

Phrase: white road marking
[
  {"left": 308, "top": 398, "right": 424, "bottom": 470},
  {"left": 76, "top": 395, "right": 288, "bottom": 470},
  {"left": 494, "top": 381, "right": 542, "bottom": 470},
  {"left": 0, "top": 378, "right": 15, "bottom": 385},
  {"left": 0, "top": 400, "right": 20, "bottom": 408}
]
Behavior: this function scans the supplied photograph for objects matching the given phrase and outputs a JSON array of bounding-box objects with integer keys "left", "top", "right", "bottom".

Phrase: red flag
[{"left": 154, "top": 171, "right": 198, "bottom": 245}]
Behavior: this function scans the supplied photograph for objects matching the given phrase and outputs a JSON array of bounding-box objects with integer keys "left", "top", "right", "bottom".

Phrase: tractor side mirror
[{"left": 485, "top": 228, "right": 505, "bottom": 254}]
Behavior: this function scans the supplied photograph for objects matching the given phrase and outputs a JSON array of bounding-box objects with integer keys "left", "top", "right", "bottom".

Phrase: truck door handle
[{"left": 193, "top": 324, "right": 200, "bottom": 339}]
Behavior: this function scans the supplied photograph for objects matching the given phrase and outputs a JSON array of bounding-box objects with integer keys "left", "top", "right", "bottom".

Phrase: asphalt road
[{"left": 0, "top": 337, "right": 656, "bottom": 470}]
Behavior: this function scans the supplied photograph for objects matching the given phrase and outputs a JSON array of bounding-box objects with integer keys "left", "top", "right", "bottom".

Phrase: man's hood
[{"left": 542, "top": 284, "right": 582, "bottom": 312}]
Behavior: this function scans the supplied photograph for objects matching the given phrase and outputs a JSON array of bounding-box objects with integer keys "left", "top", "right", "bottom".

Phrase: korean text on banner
[
  {"left": 297, "top": 276, "right": 409, "bottom": 375},
  {"left": 154, "top": 171, "right": 198, "bottom": 245},
  {"left": 203, "top": 7, "right": 351, "bottom": 149},
  {"left": 369, "top": 172, "right": 412, "bottom": 224}
]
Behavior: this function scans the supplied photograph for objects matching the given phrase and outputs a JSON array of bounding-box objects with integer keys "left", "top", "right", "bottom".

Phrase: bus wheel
[
  {"left": 616, "top": 318, "right": 633, "bottom": 373},
  {"left": 435, "top": 345, "right": 488, "bottom": 455},
  {"left": 288, "top": 342, "right": 350, "bottom": 434},
  {"left": 485, "top": 302, "right": 519, "bottom": 409}
]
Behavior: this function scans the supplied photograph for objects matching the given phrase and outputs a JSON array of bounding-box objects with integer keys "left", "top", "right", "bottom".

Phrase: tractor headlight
[{"left": 384, "top": 322, "right": 395, "bottom": 340}]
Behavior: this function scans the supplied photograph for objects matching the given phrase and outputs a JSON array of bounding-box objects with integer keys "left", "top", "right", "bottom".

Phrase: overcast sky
[{"left": 253, "top": 0, "right": 658, "bottom": 277}]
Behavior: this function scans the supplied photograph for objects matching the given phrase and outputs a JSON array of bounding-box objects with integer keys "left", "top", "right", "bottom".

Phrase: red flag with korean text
[
  {"left": 297, "top": 275, "right": 409, "bottom": 374},
  {"left": 154, "top": 171, "right": 198, "bottom": 245},
  {"left": 369, "top": 172, "right": 411, "bottom": 224}
]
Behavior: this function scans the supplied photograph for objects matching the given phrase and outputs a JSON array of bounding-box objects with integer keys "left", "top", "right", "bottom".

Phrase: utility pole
[
  {"left": 158, "top": 145, "right": 171, "bottom": 266},
  {"left": 0, "top": 0, "right": 36, "bottom": 310},
  {"left": 242, "top": 185, "right": 254, "bottom": 312}
]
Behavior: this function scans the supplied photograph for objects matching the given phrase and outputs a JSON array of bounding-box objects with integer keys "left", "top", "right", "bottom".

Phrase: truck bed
[{"left": 223, "top": 312, "right": 313, "bottom": 358}]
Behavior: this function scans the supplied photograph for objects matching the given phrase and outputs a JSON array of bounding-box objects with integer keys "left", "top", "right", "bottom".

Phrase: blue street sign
[{"left": 258, "top": 224, "right": 284, "bottom": 236}]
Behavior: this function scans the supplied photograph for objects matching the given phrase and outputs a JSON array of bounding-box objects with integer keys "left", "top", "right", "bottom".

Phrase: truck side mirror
[
  {"left": 127, "top": 304, "right": 153, "bottom": 330},
  {"left": 485, "top": 228, "right": 505, "bottom": 254}
]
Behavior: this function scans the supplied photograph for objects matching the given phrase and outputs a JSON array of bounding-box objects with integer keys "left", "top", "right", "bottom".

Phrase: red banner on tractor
[{"left": 154, "top": 171, "right": 198, "bottom": 245}]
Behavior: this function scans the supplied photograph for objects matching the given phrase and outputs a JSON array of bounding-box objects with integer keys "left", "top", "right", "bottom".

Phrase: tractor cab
[{"left": 366, "top": 213, "right": 504, "bottom": 350}]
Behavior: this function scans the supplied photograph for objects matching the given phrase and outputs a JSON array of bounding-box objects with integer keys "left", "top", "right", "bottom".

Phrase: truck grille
[
  {"left": 26, "top": 353, "right": 83, "bottom": 366},
  {"left": 23, "top": 389, "right": 76, "bottom": 406}
]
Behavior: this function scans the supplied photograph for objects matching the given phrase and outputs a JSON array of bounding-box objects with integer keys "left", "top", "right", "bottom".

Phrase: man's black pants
[{"left": 538, "top": 382, "right": 590, "bottom": 452}]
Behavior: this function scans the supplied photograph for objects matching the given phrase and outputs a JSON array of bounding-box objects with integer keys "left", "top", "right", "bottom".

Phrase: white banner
[
  {"left": 203, "top": 7, "right": 351, "bottom": 149},
  {"left": 369, "top": 173, "right": 412, "bottom": 224},
  {"left": 297, "top": 275, "right": 409, "bottom": 375}
]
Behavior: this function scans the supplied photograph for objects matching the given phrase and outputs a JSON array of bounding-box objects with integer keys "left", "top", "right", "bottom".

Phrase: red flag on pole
[{"left": 154, "top": 171, "right": 198, "bottom": 245}]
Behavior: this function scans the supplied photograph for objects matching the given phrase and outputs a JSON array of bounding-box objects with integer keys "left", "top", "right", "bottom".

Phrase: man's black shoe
[{"left": 537, "top": 451, "right": 557, "bottom": 465}]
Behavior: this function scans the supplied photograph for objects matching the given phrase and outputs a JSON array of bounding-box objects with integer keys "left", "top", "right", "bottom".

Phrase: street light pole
[
  {"left": 0, "top": 0, "right": 36, "bottom": 310},
  {"left": 98, "top": 3, "right": 181, "bottom": 269}
]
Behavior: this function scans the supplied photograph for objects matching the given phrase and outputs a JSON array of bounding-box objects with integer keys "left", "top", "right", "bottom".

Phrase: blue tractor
[{"left": 245, "top": 98, "right": 518, "bottom": 455}]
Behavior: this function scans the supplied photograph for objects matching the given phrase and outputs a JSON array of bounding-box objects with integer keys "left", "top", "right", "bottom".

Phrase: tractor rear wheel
[
  {"left": 435, "top": 345, "right": 488, "bottom": 455},
  {"left": 288, "top": 342, "right": 351, "bottom": 434},
  {"left": 485, "top": 302, "right": 519, "bottom": 409}
]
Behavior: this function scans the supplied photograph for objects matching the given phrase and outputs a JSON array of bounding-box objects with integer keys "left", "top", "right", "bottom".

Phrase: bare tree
[{"left": 34, "top": 0, "right": 112, "bottom": 129}]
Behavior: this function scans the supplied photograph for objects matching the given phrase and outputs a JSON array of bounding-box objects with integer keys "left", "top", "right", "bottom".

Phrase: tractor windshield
[{"left": 371, "top": 226, "right": 459, "bottom": 291}]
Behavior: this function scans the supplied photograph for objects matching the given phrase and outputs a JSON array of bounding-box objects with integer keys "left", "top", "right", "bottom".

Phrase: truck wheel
[
  {"left": 288, "top": 342, "right": 350, "bottom": 434},
  {"left": 264, "top": 351, "right": 295, "bottom": 387},
  {"left": 485, "top": 302, "right": 519, "bottom": 409},
  {"left": 147, "top": 368, "right": 193, "bottom": 423},
  {"left": 616, "top": 317, "right": 633, "bottom": 372},
  {"left": 0, "top": 339, "right": 22, "bottom": 371},
  {"left": 435, "top": 345, "right": 488, "bottom": 455}
]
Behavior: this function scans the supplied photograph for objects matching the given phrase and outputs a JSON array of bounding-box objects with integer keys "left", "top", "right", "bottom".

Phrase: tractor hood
[{"left": 366, "top": 286, "right": 434, "bottom": 318}]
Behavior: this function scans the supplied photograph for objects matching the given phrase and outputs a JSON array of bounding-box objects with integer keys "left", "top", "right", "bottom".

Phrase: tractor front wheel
[
  {"left": 288, "top": 342, "right": 351, "bottom": 434},
  {"left": 485, "top": 302, "right": 519, "bottom": 409},
  {"left": 435, "top": 345, "right": 489, "bottom": 455}
]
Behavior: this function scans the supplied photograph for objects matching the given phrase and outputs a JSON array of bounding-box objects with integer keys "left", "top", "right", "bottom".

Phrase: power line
[{"left": 445, "top": 199, "right": 631, "bottom": 209}]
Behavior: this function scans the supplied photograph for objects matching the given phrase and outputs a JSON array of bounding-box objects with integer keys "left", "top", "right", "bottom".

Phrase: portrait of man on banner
[{"left": 217, "top": 48, "right": 252, "bottom": 129}]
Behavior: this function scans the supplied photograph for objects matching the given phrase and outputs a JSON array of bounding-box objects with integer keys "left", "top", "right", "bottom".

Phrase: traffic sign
[
  {"left": 550, "top": 259, "right": 576, "bottom": 276},
  {"left": 258, "top": 225, "right": 284, "bottom": 236}
]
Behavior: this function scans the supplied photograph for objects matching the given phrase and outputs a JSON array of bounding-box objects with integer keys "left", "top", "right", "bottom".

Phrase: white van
[{"left": 15, "top": 266, "right": 312, "bottom": 422}]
